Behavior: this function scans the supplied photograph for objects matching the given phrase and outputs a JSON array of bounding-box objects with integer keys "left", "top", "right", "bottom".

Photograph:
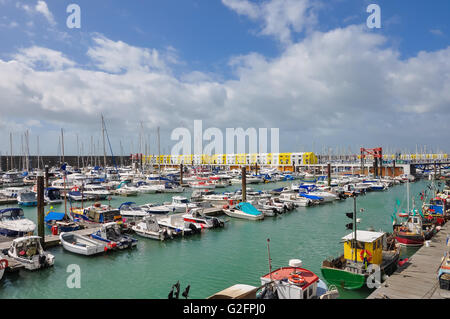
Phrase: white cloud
[
  {"left": 35, "top": 1, "right": 55, "bottom": 26},
  {"left": 222, "top": 0, "right": 318, "bottom": 44},
  {"left": 13, "top": 46, "right": 75, "bottom": 70},
  {"left": 0, "top": 28, "right": 449, "bottom": 153}
]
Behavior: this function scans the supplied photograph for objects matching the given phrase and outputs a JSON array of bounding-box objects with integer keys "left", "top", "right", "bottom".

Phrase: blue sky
[{"left": 0, "top": 0, "right": 449, "bottom": 156}]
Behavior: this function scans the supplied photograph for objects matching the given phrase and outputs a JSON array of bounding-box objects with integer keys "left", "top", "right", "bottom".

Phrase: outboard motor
[
  {"left": 188, "top": 223, "right": 200, "bottom": 234},
  {"left": 39, "top": 255, "right": 47, "bottom": 267}
]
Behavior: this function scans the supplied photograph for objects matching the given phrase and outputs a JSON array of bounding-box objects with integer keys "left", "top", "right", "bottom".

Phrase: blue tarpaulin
[{"left": 44, "top": 212, "right": 66, "bottom": 222}]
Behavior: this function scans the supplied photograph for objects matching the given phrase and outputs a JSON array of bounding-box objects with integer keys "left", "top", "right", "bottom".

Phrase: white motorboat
[
  {"left": 132, "top": 215, "right": 172, "bottom": 240},
  {"left": 201, "top": 194, "right": 231, "bottom": 205},
  {"left": 182, "top": 208, "right": 225, "bottom": 229},
  {"left": 156, "top": 214, "right": 200, "bottom": 236},
  {"left": 90, "top": 222, "right": 138, "bottom": 249},
  {"left": 189, "top": 181, "right": 216, "bottom": 189},
  {"left": 0, "top": 207, "right": 36, "bottom": 237},
  {"left": 114, "top": 185, "right": 138, "bottom": 197},
  {"left": 118, "top": 202, "right": 149, "bottom": 223},
  {"left": 163, "top": 196, "right": 198, "bottom": 213},
  {"left": 223, "top": 202, "right": 264, "bottom": 221},
  {"left": 44, "top": 187, "right": 64, "bottom": 205},
  {"left": 160, "top": 183, "right": 185, "bottom": 193},
  {"left": 7, "top": 236, "right": 55, "bottom": 270},
  {"left": 60, "top": 232, "right": 107, "bottom": 255},
  {"left": 135, "top": 181, "right": 162, "bottom": 194},
  {"left": 0, "top": 186, "right": 29, "bottom": 198},
  {"left": 17, "top": 192, "right": 37, "bottom": 207},
  {"left": 278, "top": 193, "right": 311, "bottom": 207},
  {"left": 83, "top": 184, "right": 111, "bottom": 200},
  {"left": 140, "top": 203, "right": 171, "bottom": 215}
]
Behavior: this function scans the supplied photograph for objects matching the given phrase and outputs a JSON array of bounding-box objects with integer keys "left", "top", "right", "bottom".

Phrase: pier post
[
  {"left": 242, "top": 166, "right": 247, "bottom": 202},
  {"left": 37, "top": 171, "right": 45, "bottom": 247},
  {"left": 373, "top": 159, "right": 378, "bottom": 178},
  {"left": 327, "top": 162, "right": 331, "bottom": 186},
  {"left": 393, "top": 160, "right": 396, "bottom": 177},
  {"left": 44, "top": 165, "right": 49, "bottom": 188},
  {"left": 180, "top": 164, "right": 183, "bottom": 185}
]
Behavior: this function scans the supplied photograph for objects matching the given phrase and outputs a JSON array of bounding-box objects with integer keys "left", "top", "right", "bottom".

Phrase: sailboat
[{"left": 320, "top": 195, "right": 400, "bottom": 290}]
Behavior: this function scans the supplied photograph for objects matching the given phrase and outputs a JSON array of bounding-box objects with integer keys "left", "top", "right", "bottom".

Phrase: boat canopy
[
  {"left": 236, "top": 202, "right": 262, "bottom": 216},
  {"left": 341, "top": 230, "right": 384, "bottom": 243},
  {"left": 44, "top": 212, "right": 66, "bottom": 222},
  {"left": 119, "top": 202, "right": 136, "bottom": 209},
  {"left": 0, "top": 207, "right": 24, "bottom": 218},
  {"left": 299, "top": 193, "right": 323, "bottom": 200}
]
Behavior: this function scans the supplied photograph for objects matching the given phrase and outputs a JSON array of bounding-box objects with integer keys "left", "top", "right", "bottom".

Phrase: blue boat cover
[
  {"left": 119, "top": 202, "right": 136, "bottom": 209},
  {"left": 236, "top": 202, "right": 262, "bottom": 216},
  {"left": 44, "top": 212, "right": 65, "bottom": 222}
]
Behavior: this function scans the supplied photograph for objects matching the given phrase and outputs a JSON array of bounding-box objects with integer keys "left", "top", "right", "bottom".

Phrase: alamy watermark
[
  {"left": 367, "top": 4, "right": 381, "bottom": 29},
  {"left": 66, "top": 4, "right": 81, "bottom": 29},
  {"left": 66, "top": 264, "right": 81, "bottom": 289},
  {"left": 170, "top": 120, "right": 279, "bottom": 157}
]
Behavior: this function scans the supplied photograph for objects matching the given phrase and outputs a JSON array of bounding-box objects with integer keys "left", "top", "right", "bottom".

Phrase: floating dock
[{"left": 367, "top": 223, "right": 450, "bottom": 299}]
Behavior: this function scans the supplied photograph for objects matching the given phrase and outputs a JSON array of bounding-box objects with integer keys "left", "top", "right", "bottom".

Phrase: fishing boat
[
  {"left": 393, "top": 215, "right": 428, "bottom": 246},
  {"left": 258, "top": 259, "right": 339, "bottom": 299},
  {"left": 60, "top": 232, "right": 108, "bottom": 255},
  {"left": 17, "top": 191, "right": 37, "bottom": 206},
  {"left": 118, "top": 202, "right": 148, "bottom": 223},
  {"left": 70, "top": 203, "right": 122, "bottom": 224},
  {"left": 44, "top": 211, "right": 81, "bottom": 233},
  {"left": 0, "top": 208, "right": 36, "bottom": 237},
  {"left": 223, "top": 202, "right": 264, "bottom": 221},
  {"left": 182, "top": 208, "right": 225, "bottom": 229},
  {"left": 6, "top": 236, "right": 55, "bottom": 270},
  {"left": 90, "top": 222, "right": 137, "bottom": 249},
  {"left": 321, "top": 230, "right": 400, "bottom": 290},
  {"left": 132, "top": 215, "right": 172, "bottom": 240}
]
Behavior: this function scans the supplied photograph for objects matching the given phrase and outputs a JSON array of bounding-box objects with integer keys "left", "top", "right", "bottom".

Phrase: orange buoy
[{"left": 288, "top": 274, "right": 306, "bottom": 285}]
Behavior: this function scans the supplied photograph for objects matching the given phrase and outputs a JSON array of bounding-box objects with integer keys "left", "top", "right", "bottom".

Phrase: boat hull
[
  {"left": 395, "top": 233, "right": 424, "bottom": 246},
  {"left": 320, "top": 267, "right": 366, "bottom": 290}
]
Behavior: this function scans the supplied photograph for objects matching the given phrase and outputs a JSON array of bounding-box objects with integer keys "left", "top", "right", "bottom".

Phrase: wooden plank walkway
[{"left": 367, "top": 223, "right": 450, "bottom": 299}]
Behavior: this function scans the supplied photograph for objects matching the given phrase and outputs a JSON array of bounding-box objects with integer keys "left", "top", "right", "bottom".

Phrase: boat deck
[{"left": 367, "top": 222, "right": 450, "bottom": 299}]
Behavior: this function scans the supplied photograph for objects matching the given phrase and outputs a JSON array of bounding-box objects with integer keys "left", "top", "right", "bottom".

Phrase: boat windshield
[
  {"left": 21, "top": 193, "right": 36, "bottom": 201},
  {"left": 1, "top": 209, "right": 25, "bottom": 220}
]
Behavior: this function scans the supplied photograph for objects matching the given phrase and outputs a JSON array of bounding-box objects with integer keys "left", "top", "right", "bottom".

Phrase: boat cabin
[{"left": 342, "top": 230, "right": 385, "bottom": 266}]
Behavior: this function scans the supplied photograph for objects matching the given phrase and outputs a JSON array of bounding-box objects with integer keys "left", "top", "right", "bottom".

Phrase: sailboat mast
[
  {"left": 353, "top": 195, "right": 357, "bottom": 263},
  {"left": 61, "top": 128, "right": 65, "bottom": 165},
  {"left": 102, "top": 114, "right": 107, "bottom": 169}
]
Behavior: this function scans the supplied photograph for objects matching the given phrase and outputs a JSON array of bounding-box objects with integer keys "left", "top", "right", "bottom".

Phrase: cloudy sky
[{"left": 0, "top": 0, "right": 449, "bottom": 156}]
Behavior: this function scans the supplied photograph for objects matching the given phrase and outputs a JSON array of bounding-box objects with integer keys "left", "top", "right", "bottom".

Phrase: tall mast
[
  {"left": 61, "top": 128, "right": 65, "bottom": 165},
  {"left": 37, "top": 135, "right": 40, "bottom": 170},
  {"left": 77, "top": 133, "right": 80, "bottom": 169},
  {"left": 9, "top": 132, "right": 13, "bottom": 171},
  {"left": 157, "top": 126, "right": 161, "bottom": 172},
  {"left": 101, "top": 114, "right": 107, "bottom": 169}
]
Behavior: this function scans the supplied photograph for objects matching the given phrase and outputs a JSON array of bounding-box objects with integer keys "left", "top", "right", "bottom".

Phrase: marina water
[{"left": 0, "top": 179, "right": 432, "bottom": 299}]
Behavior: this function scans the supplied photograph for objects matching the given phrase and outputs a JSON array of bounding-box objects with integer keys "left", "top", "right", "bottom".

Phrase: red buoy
[{"left": 51, "top": 225, "right": 58, "bottom": 235}]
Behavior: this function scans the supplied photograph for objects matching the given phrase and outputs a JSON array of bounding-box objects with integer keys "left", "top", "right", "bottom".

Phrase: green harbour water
[{"left": 0, "top": 179, "right": 431, "bottom": 299}]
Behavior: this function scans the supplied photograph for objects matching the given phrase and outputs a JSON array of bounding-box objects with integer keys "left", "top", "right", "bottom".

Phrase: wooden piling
[
  {"left": 180, "top": 163, "right": 183, "bottom": 185},
  {"left": 327, "top": 162, "right": 331, "bottom": 186},
  {"left": 44, "top": 165, "right": 49, "bottom": 188},
  {"left": 241, "top": 166, "right": 246, "bottom": 202},
  {"left": 37, "top": 171, "right": 45, "bottom": 247}
]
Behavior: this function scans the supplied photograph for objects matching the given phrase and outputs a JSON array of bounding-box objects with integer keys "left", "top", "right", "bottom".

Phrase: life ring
[
  {"left": 360, "top": 249, "right": 372, "bottom": 262},
  {"left": 0, "top": 259, "right": 8, "bottom": 270},
  {"left": 288, "top": 274, "right": 305, "bottom": 285},
  {"left": 71, "top": 186, "right": 79, "bottom": 192},
  {"left": 94, "top": 202, "right": 101, "bottom": 208}
]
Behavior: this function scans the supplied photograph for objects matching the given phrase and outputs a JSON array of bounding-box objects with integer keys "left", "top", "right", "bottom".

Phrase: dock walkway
[{"left": 367, "top": 223, "right": 450, "bottom": 299}]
